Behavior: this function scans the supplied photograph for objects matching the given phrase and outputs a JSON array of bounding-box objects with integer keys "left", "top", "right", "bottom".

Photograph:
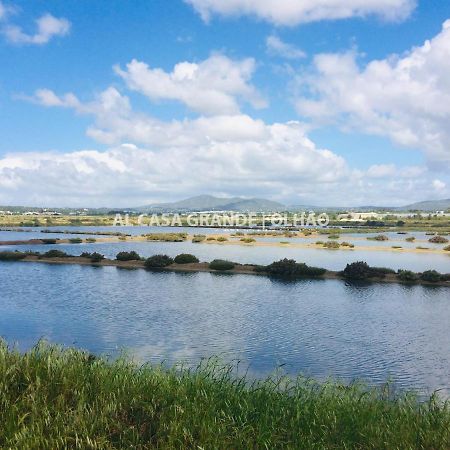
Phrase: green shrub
[
  {"left": 342, "top": 261, "right": 385, "bottom": 280},
  {"left": 265, "top": 259, "right": 326, "bottom": 278},
  {"left": 118, "top": 236, "right": 127, "bottom": 241},
  {"left": 145, "top": 254, "right": 174, "bottom": 268},
  {"left": 116, "top": 251, "right": 141, "bottom": 261},
  {"left": 280, "top": 241, "right": 289, "bottom": 244},
  {"left": 405, "top": 237, "right": 416, "bottom": 242},
  {"left": 315, "top": 241, "right": 324, "bottom": 245},
  {"left": 68, "top": 238, "right": 83, "bottom": 244},
  {"left": 146, "top": 233, "right": 187, "bottom": 242},
  {"left": 209, "top": 259, "right": 235, "bottom": 271},
  {"left": 81, "top": 252, "right": 105, "bottom": 263},
  {"left": 444, "top": 245, "right": 450, "bottom": 252},
  {"left": 41, "top": 238, "right": 57, "bottom": 244},
  {"left": 416, "top": 246, "right": 430, "bottom": 250},
  {"left": 0, "top": 251, "right": 28, "bottom": 261},
  {"left": 327, "top": 234, "right": 340, "bottom": 239},
  {"left": 240, "top": 238, "right": 256, "bottom": 244},
  {"left": 397, "top": 270, "right": 419, "bottom": 282},
  {"left": 420, "top": 270, "right": 442, "bottom": 283},
  {"left": 86, "top": 238, "right": 97, "bottom": 243},
  {"left": 371, "top": 267, "right": 396, "bottom": 275},
  {"left": 206, "top": 237, "right": 216, "bottom": 241},
  {"left": 323, "top": 241, "right": 340, "bottom": 249},
  {"left": 192, "top": 235, "right": 206, "bottom": 243},
  {"left": 174, "top": 254, "right": 199, "bottom": 264},
  {"left": 429, "top": 236, "right": 449, "bottom": 244},
  {"left": 42, "top": 250, "right": 70, "bottom": 258},
  {"left": 216, "top": 236, "right": 228, "bottom": 242},
  {"left": 367, "top": 235, "right": 389, "bottom": 241},
  {"left": 392, "top": 246, "right": 403, "bottom": 249}
]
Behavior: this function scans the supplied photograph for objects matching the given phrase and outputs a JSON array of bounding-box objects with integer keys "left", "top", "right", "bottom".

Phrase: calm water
[{"left": 1, "top": 261, "right": 449, "bottom": 397}]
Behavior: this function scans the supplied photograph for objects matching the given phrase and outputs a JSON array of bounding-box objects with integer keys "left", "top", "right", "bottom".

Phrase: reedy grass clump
[{"left": 0, "top": 342, "right": 449, "bottom": 449}]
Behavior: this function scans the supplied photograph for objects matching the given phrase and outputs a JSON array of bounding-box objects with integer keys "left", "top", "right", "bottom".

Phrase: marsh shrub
[
  {"left": 342, "top": 261, "right": 386, "bottom": 280},
  {"left": 327, "top": 234, "right": 340, "bottom": 239},
  {"left": 420, "top": 270, "right": 443, "bottom": 283},
  {"left": 146, "top": 233, "right": 187, "bottom": 242},
  {"left": 323, "top": 241, "right": 340, "bottom": 249},
  {"left": 81, "top": 252, "right": 105, "bottom": 262},
  {"left": 69, "top": 238, "right": 83, "bottom": 244},
  {"left": 0, "top": 251, "right": 28, "bottom": 261},
  {"left": 265, "top": 259, "right": 326, "bottom": 278},
  {"left": 174, "top": 254, "right": 199, "bottom": 264},
  {"left": 209, "top": 259, "right": 235, "bottom": 271},
  {"left": 116, "top": 251, "right": 141, "bottom": 261},
  {"left": 444, "top": 245, "right": 450, "bottom": 252},
  {"left": 368, "top": 235, "right": 389, "bottom": 241},
  {"left": 405, "top": 237, "right": 416, "bottom": 242},
  {"left": 206, "top": 237, "right": 216, "bottom": 241},
  {"left": 397, "top": 270, "right": 419, "bottom": 282},
  {"left": 86, "top": 238, "right": 97, "bottom": 243},
  {"left": 216, "top": 236, "right": 228, "bottom": 242},
  {"left": 240, "top": 238, "right": 256, "bottom": 243},
  {"left": 429, "top": 236, "right": 449, "bottom": 244},
  {"left": 145, "top": 254, "right": 174, "bottom": 268},
  {"left": 192, "top": 235, "right": 206, "bottom": 243},
  {"left": 41, "top": 239, "right": 57, "bottom": 244},
  {"left": 42, "top": 250, "right": 70, "bottom": 258}
]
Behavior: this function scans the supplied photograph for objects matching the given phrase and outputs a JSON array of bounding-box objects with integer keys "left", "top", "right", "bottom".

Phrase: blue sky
[{"left": 0, "top": 0, "right": 449, "bottom": 206}]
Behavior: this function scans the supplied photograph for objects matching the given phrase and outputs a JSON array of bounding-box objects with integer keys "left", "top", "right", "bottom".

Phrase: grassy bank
[{"left": 0, "top": 342, "right": 449, "bottom": 449}]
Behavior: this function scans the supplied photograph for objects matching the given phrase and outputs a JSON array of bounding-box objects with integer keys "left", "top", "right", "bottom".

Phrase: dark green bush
[
  {"left": 86, "top": 238, "right": 97, "bottom": 243},
  {"left": 42, "top": 250, "right": 70, "bottom": 258},
  {"left": 397, "top": 270, "right": 419, "bottom": 282},
  {"left": 81, "top": 252, "right": 105, "bottom": 263},
  {"left": 0, "top": 251, "right": 28, "bottom": 261},
  {"left": 174, "top": 254, "right": 199, "bottom": 264},
  {"left": 265, "top": 259, "right": 326, "bottom": 278},
  {"left": 209, "top": 259, "right": 235, "bottom": 271},
  {"left": 420, "top": 270, "right": 442, "bottom": 283},
  {"left": 41, "top": 239, "right": 57, "bottom": 244},
  {"left": 69, "top": 238, "right": 83, "bottom": 244},
  {"left": 145, "top": 254, "right": 174, "bottom": 269},
  {"left": 342, "top": 261, "right": 378, "bottom": 280},
  {"left": 116, "top": 251, "right": 141, "bottom": 261},
  {"left": 429, "top": 236, "right": 449, "bottom": 244}
]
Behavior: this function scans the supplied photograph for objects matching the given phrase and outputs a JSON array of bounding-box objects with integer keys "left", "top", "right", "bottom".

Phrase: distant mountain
[
  {"left": 137, "top": 195, "right": 285, "bottom": 212},
  {"left": 400, "top": 199, "right": 450, "bottom": 211}
]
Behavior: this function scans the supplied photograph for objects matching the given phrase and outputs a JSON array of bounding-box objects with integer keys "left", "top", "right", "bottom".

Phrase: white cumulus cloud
[
  {"left": 3, "top": 12, "right": 70, "bottom": 45},
  {"left": 185, "top": 0, "right": 415, "bottom": 25},
  {"left": 114, "top": 54, "right": 267, "bottom": 116},
  {"left": 295, "top": 20, "right": 450, "bottom": 169}
]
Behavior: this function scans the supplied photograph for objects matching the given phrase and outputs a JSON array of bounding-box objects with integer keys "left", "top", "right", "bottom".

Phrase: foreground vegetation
[{"left": 0, "top": 342, "right": 449, "bottom": 449}]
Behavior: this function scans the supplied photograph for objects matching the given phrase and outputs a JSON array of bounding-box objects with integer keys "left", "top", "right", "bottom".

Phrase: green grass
[{"left": 0, "top": 342, "right": 449, "bottom": 449}]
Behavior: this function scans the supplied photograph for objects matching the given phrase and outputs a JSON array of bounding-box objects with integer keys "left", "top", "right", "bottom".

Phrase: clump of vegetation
[
  {"left": 41, "top": 238, "right": 58, "bottom": 244},
  {"left": 41, "top": 250, "right": 70, "bottom": 258},
  {"left": 206, "top": 237, "right": 216, "bottom": 241},
  {"left": 367, "top": 235, "right": 389, "bottom": 241},
  {"left": 302, "top": 229, "right": 312, "bottom": 236},
  {"left": 118, "top": 236, "right": 127, "bottom": 241},
  {"left": 420, "top": 270, "right": 444, "bottom": 283},
  {"left": 327, "top": 234, "right": 340, "bottom": 240},
  {"left": 280, "top": 241, "right": 289, "bottom": 244},
  {"left": 397, "top": 270, "right": 419, "bottom": 283},
  {"left": 231, "top": 231, "right": 245, "bottom": 237},
  {"left": 341, "top": 261, "right": 392, "bottom": 280},
  {"left": 116, "top": 251, "right": 141, "bottom": 261},
  {"left": 340, "top": 242, "right": 355, "bottom": 248},
  {"left": 1, "top": 342, "right": 450, "bottom": 449},
  {"left": 240, "top": 237, "right": 256, "bottom": 244},
  {"left": 444, "top": 245, "right": 450, "bottom": 252},
  {"left": 209, "top": 259, "right": 235, "bottom": 271},
  {"left": 265, "top": 259, "right": 326, "bottom": 278},
  {"left": 192, "top": 235, "right": 206, "bottom": 243},
  {"left": 392, "top": 246, "right": 403, "bottom": 249},
  {"left": 146, "top": 233, "right": 187, "bottom": 242},
  {"left": 323, "top": 241, "right": 340, "bottom": 249},
  {"left": 416, "top": 246, "right": 430, "bottom": 250},
  {"left": 216, "top": 236, "right": 228, "bottom": 242},
  {"left": 174, "top": 254, "right": 199, "bottom": 264},
  {"left": 315, "top": 241, "right": 324, "bottom": 245},
  {"left": 68, "top": 238, "right": 83, "bottom": 244},
  {"left": 0, "top": 251, "right": 28, "bottom": 261},
  {"left": 283, "top": 231, "right": 297, "bottom": 238},
  {"left": 80, "top": 252, "right": 105, "bottom": 263},
  {"left": 86, "top": 238, "right": 97, "bottom": 243},
  {"left": 405, "top": 237, "right": 416, "bottom": 242},
  {"left": 429, "top": 236, "right": 449, "bottom": 244},
  {"left": 145, "top": 254, "right": 174, "bottom": 269}
]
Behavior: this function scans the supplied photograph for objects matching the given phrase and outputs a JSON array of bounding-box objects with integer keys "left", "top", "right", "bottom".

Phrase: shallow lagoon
[{"left": 1, "top": 261, "right": 449, "bottom": 397}]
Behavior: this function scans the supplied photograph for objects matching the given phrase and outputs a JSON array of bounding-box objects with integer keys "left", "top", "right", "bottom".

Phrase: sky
[{"left": 0, "top": 0, "right": 450, "bottom": 207}]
